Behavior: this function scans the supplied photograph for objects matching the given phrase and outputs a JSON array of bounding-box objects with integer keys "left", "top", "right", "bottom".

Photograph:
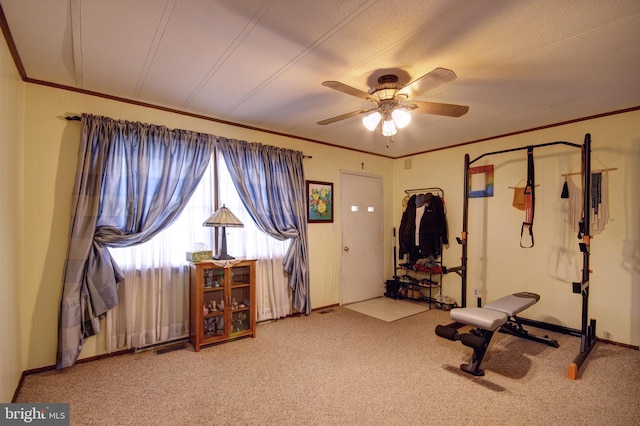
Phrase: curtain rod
[{"left": 63, "top": 115, "right": 312, "bottom": 158}]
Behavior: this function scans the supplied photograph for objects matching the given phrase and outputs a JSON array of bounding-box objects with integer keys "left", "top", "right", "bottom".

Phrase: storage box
[{"left": 186, "top": 251, "right": 212, "bottom": 262}]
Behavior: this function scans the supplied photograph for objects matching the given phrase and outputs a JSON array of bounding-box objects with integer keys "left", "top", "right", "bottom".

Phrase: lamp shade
[
  {"left": 362, "top": 111, "right": 382, "bottom": 131},
  {"left": 203, "top": 205, "right": 243, "bottom": 260},
  {"left": 202, "top": 205, "right": 244, "bottom": 228},
  {"left": 392, "top": 108, "right": 411, "bottom": 128},
  {"left": 381, "top": 118, "right": 397, "bottom": 136}
]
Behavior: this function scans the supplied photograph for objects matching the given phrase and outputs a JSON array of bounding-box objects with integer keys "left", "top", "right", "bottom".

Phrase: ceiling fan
[{"left": 317, "top": 67, "right": 469, "bottom": 137}]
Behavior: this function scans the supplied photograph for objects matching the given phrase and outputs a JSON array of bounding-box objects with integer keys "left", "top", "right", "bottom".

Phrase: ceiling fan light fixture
[
  {"left": 362, "top": 111, "right": 382, "bottom": 131},
  {"left": 318, "top": 69, "right": 468, "bottom": 139},
  {"left": 392, "top": 108, "right": 411, "bottom": 128},
  {"left": 381, "top": 117, "right": 397, "bottom": 136}
]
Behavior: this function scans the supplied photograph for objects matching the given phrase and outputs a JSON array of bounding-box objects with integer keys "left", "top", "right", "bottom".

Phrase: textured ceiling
[{"left": 2, "top": 0, "right": 639, "bottom": 158}]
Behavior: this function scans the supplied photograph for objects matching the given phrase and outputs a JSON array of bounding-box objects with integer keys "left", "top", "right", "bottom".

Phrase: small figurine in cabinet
[{"left": 205, "top": 317, "right": 217, "bottom": 335}]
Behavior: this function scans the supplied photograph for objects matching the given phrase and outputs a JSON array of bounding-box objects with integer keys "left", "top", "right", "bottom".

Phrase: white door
[{"left": 340, "top": 171, "right": 384, "bottom": 304}]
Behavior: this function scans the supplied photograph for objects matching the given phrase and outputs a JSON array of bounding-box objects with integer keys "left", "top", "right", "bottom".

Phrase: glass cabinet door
[
  {"left": 202, "top": 267, "right": 225, "bottom": 338},
  {"left": 230, "top": 265, "right": 251, "bottom": 334}
]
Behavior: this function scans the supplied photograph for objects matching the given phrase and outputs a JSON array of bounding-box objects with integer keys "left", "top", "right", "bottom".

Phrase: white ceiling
[{"left": 2, "top": 0, "right": 639, "bottom": 158}]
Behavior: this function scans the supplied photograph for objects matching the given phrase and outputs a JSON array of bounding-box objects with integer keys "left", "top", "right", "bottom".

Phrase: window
[{"left": 107, "top": 152, "right": 291, "bottom": 351}]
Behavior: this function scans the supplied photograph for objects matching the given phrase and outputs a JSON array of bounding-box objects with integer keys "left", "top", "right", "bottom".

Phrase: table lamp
[{"left": 202, "top": 204, "right": 244, "bottom": 260}]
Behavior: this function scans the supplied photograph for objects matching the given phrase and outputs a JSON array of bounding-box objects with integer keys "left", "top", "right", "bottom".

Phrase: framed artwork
[
  {"left": 306, "top": 180, "right": 333, "bottom": 223},
  {"left": 468, "top": 165, "right": 494, "bottom": 198}
]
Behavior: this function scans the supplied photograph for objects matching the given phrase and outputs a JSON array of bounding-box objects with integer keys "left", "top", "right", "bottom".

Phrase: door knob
[{"left": 344, "top": 246, "right": 349, "bottom": 252}]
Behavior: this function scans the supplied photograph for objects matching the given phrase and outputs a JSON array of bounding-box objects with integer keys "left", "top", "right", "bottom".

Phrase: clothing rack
[
  {"left": 400, "top": 188, "right": 446, "bottom": 265},
  {"left": 402, "top": 186, "right": 447, "bottom": 262},
  {"left": 397, "top": 187, "right": 462, "bottom": 308},
  {"left": 402, "top": 187, "right": 449, "bottom": 265}
]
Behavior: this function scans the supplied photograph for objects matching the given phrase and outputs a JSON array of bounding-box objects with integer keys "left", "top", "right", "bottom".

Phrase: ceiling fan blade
[
  {"left": 317, "top": 108, "right": 376, "bottom": 125},
  {"left": 321, "top": 81, "right": 379, "bottom": 103},
  {"left": 403, "top": 67, "right": 458, "bottom": 98},
  {"left": 406, "top": 101, "right": 469, "bottom": 117}
]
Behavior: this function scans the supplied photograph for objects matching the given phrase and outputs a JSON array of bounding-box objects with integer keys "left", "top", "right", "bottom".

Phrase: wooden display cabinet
[{"left": 189, "top": 259, "right": 256, "bottom": 351}]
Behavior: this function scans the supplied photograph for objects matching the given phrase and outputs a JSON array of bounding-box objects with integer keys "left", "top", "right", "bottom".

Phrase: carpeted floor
[
  {"left": 14, "top": 307, "right": 640, "bottom": 425},
  {"left": 344, "top": 297, "right": 429, "bottom": 322}
]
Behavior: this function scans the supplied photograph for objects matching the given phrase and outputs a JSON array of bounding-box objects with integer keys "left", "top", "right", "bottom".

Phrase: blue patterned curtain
[
  {"left": 58, "top": 114, "right": 216, "bottom": 368},
  {"left": 217, "top": 138, "right": 310, "bottom": 314}
]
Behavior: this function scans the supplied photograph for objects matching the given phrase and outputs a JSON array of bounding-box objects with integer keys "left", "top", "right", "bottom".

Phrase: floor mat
[{"left": 344, "top": 297, "right": 429, "bottom": 322}]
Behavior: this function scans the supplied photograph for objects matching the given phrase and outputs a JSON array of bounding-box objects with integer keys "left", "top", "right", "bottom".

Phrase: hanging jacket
[
  {"left": 399, "top": 194, "right": 448, "bottom": 259},
  {"left": 398, "top": 194, "right": 418, "bottom": 258}
]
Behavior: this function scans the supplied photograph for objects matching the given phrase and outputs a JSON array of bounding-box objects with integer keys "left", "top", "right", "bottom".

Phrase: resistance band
[{"left": 520, "top": 146, "right": 535, "bottom": 248}]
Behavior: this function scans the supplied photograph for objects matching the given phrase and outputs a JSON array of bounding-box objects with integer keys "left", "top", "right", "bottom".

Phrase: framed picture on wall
[
  {"left": 306, "top": 180, "right": 333, "bottom": 223},
  {"left": 468, "top": 165, "right": 494, "bottom": 198}
]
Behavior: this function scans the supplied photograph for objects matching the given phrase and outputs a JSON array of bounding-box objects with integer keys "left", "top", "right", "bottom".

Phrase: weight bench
[{"left": 435, "top": 292, "right": 559, "bottom": 376}]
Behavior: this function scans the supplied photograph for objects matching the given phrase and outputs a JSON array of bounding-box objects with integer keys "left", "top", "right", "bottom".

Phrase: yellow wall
[
  {"left": 0, "top": 30, "right": 24, "bottom": 403},
  {"left": 393, "top": 112, "right": 640, "bottom": 346},
  {"left": 16, "top": 83, "right": 395, "bottom": 374}
]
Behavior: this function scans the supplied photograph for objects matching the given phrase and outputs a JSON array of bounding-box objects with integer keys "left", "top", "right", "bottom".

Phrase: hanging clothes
[
  {"left": 512, "top": 186, "right": 527, "bottom": 211},
  {"left": 399, "top": 194, "right": 418, "bottom": 259},
  {"left": 566, "top": 170, "right": 609, "bottom": 235},
  {"left": 399, "top": 193, "right": 448, "bottom": 261},
  {"left": 414, "top": 193, "right": 428, "bottom": 246}
]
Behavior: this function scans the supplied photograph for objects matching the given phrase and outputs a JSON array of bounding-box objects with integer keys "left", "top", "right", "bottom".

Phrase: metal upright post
[
  {"left": 461, "top": 153, "right": 470, "bottom": 308},
  {"left": 567, "top": 133, "right": 597, "bottom": 379}
]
